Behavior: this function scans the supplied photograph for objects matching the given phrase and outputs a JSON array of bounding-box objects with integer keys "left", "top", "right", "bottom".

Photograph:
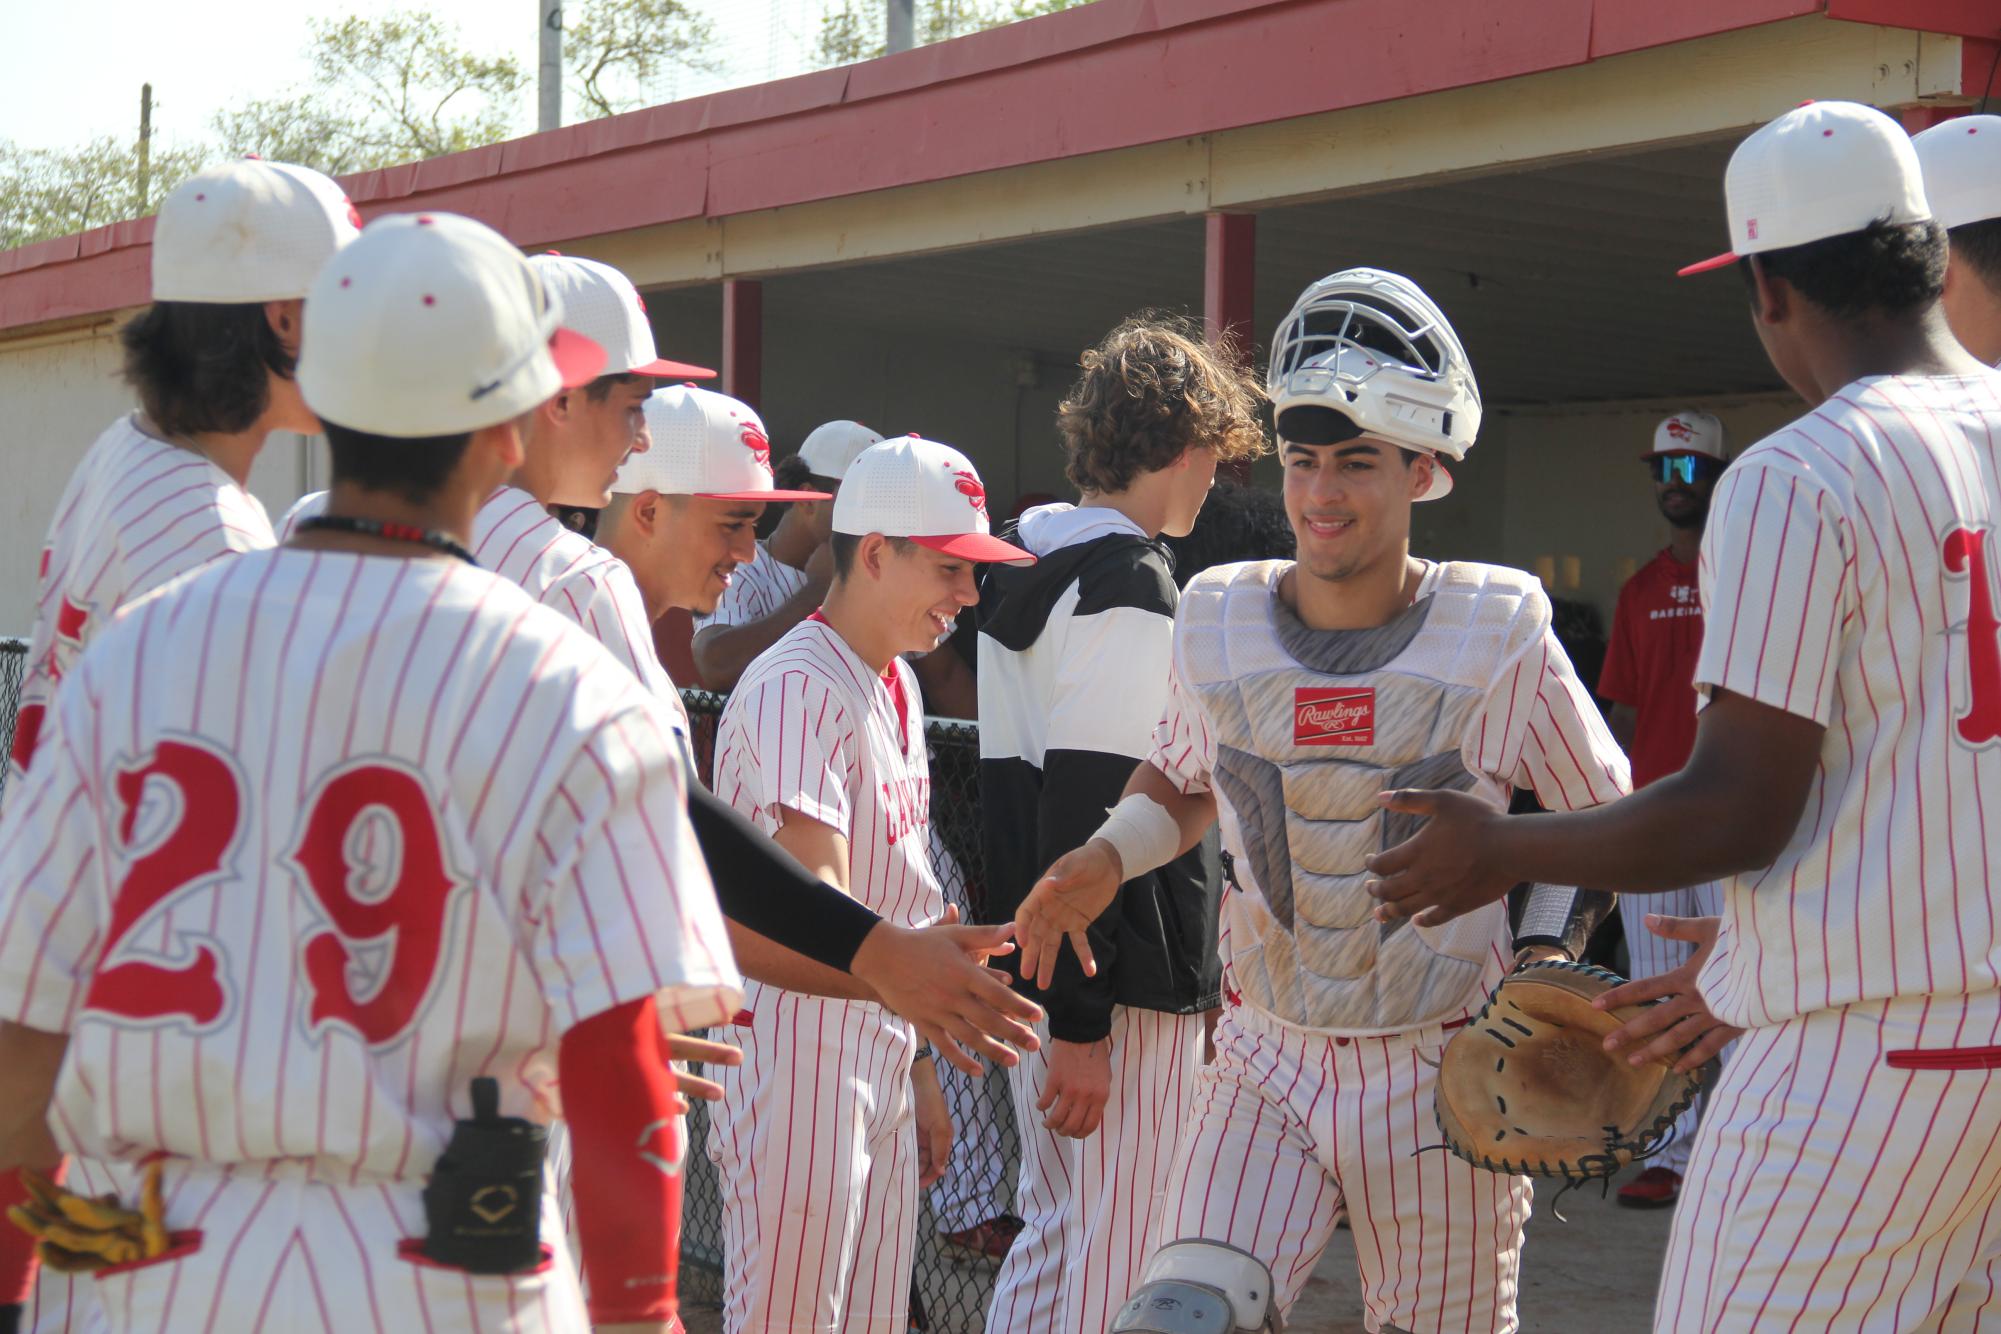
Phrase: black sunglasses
[{"left": 1647, "top": 455, "right": 1725, "bottom": 485}]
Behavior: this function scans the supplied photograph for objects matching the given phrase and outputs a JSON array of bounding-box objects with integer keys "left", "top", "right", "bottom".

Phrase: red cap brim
[
  {"left": 549, "top": 327, "right": 607, "bottom": 388},
  {"left": 695, "top": 488, "right": 833, "bottom": 502},
  {"left": 632, "top": 356, "right": 718, "bottom": 379},
  {"left": 911, "top": 532, "right": 1037, "bottom": 565},
  {"left": 1676, "top": 251, "right": 1739, "bottom": 277}
]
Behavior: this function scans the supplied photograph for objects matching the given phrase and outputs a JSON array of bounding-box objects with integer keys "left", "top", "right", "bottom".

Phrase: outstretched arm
[
  {"left": 1368, "top": 689, "right": 1822, "bottom": 925},
  {"left": 1014, "top": 761, "right": 1217, "bottom": 990}
]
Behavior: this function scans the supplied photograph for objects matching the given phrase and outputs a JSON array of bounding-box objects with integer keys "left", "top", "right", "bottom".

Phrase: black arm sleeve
[{"left": 686, "top": 785, "right": 880, "bottom": 974}]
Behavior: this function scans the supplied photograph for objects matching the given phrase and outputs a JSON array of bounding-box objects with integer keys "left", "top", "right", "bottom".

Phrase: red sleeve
[
  {"left": 1596, "top": 575, "right": 1642, "bottom": 706},
  {"left": 557, "top": 999, "right": 683, "bottom": 1326},
  {"left": 1, "top": 1160, "right": 64, "bottom": 1306}
]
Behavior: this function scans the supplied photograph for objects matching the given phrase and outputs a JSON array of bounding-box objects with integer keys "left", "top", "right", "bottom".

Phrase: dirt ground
[{"left": 682, "top": 1162, "right": 1672, "bottom": 1332}]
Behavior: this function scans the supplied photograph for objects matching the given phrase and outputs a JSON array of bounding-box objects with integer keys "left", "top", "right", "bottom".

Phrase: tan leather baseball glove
[{"left": 1434, "top": 959, "right": 1715, "bottom": 1192}]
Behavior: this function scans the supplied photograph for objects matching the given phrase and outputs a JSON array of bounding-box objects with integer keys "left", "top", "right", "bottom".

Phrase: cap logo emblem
[
  {"left": 1746, "top": 218, "right": 1759, "bottom": 240},
  {"left": 1665, "top": 419, "right": 1694, "bottom": 442},
  {"left": 741, "top": 421, "right": 771, "bottom": 472},
  {"left": 1294, "top": 687, "right": 1374, "bottom": 746},
  {"left": 951, "top": 468, "right": 987, "bottom": 516}
]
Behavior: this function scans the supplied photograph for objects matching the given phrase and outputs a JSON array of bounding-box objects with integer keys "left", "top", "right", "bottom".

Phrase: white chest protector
[{"left": 1176, "top": 559, "right": 1550, "bottom": 1034}]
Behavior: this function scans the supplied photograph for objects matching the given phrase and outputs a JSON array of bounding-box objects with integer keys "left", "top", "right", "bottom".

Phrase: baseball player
[
  {"left": 690, "top": 421, "right": 979, "bottom": 718},
  {"left": 1366, "top": 101, "right": 2001, "bottom": 1331},
  {"left": 1016, "top": 270, "right": 1628, "bottom": 1333},
  {"left": 1596, "top": 409, "right": 1731, "bottom": 1209},
  {"left": 710, "top": 437, "right": 1033, "bottom": 1332},
  {"left": 0, "top": 211, "right": 741, "bottom": 1332},
  {"left": 978, "top": 315, "right": 1265, "bottom": 1333},
  {"left": 689, "top": 419, "right": 880, "bottom": 685},
  {"left": 1914, "top": 113, "right": 2001, "bottom": 365},
  {"left": 0, "top": 156, "right": 359, "bottom": 1334}
]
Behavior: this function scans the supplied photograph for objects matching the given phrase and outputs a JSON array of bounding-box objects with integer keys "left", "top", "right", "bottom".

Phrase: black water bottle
[{"left": 420, "top": 1077, "right": 548, "bottom": 1274}]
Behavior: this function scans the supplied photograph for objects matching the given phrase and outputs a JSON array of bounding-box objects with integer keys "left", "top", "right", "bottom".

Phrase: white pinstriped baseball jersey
[
  {"left": 0, "top": 547, "right": 739, "bottom": 1174},
  {"left": 713, "top": 614, "right": 942, "bottom": 930},
  {"left": 709, "top": 614, "right": 942, "bottom": 1333},
  {"left": 705, "top": 539, "right": 809, "bottom": 629},
  {"left": 1692, "top": 373, "right": 2001, "bottom": 1029},
  {"left": 283, "top": 486, "right": 686, "bottom": 729},
  {"left": 7, "top": 416, "right": 274, "bottom": 779}
]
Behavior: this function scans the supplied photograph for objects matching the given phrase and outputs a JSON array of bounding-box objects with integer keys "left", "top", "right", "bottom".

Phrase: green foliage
[
  {"left": 817, "top": 0, "right": 1091, "bottom": 66},
  {"left": 0, "top": 136, "right": 206, "bottom": 252},
  {"left": 567, "top": 0, "right": 720, "bottom": 119}
]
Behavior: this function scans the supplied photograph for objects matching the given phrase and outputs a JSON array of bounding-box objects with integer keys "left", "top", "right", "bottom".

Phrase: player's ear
[
  {"left": 1746, "top": 256, "right": 1789, "bottom": 327},
  {"left": 1406, "top": 451, "right": 1436, "bottom": 501},
  {"left": 858, "top": 532, "right": 889, "bottom": 580},
  {"left": 264, "top": 298, "right": 305, "bottom": 355},
  {"left": 636, "top": 490, "right": 663, "bottom": 535},
  {"left": 542, "top": 389, "right": 574, "bottom": 426}
]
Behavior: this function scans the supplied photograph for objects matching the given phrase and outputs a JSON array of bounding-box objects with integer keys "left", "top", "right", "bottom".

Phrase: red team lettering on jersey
[
  {"left": 8, "top": 417, "right": 274, "bottom": 779},
  {"left": 0, "top": 549, "right": 739, "bottom": 1332}
]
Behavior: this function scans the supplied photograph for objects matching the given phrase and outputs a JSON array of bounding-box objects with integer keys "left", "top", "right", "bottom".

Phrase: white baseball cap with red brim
[
  {"left": 299, "top": 212, "right": 605, "bottom": 437},
  {"left": 529, "top": 253, "right": 714, "bottom": 380},
  {"left": 832, "top": 435, "right": 1035, "bottom": 565},
  {"left": 1679, "top": 101, "right": 1931, "bottom": 277},
  {"left": 1645, "top": 410, "right": 1727, "bottom": 461},
  {"left": 1912, "top": 114, "right": 2001, "bottom": 230},
  {"left": 153, "top": 158, "right": 362, "bottom": 303},
  {"left": 617, "top": 385, "right": 832, "bottom": 501}
]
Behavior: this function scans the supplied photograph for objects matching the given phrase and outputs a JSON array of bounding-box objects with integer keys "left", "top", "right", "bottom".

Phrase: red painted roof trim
[{"left": 0, "top": 0, "right": 1979, "bottom": 334}]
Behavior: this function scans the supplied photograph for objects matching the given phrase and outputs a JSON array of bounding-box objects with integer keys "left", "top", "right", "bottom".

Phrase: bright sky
[{"left": 0, "top": 0, "right": 849, "bottom": 152}]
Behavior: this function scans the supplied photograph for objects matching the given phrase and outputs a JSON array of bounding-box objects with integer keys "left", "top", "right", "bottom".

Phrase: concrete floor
[{"left": 682, "top": 1163, "right": 1674, "bottom": 1333}]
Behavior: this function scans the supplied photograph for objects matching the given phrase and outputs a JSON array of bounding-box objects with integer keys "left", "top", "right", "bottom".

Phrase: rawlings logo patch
[
  {"left": 1664, "top": 418, "right": 1694, "bottom": 442},
  {"left": 1294, "top": 687, "right": 1374, "bottom": 746}
]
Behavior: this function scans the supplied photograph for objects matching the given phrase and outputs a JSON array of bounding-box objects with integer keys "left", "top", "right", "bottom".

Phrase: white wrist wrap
[{"left": 1092, "top": 793, "right": 1181, "bottom": 882}]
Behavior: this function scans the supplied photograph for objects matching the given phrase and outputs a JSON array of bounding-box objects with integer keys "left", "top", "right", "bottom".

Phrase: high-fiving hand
[
  {"left": 1012, "top": 840, "right": 1124, "bottom": 990},
  {"left": 1364, "top": 787, "right": 1517, "bottom": 926}
]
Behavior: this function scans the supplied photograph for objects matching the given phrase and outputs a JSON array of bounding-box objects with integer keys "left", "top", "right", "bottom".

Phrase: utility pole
[
  {"left": 538, "top": 3, "right": 563, "bottom": 132},
  {"left": 136, "top": 83, "right": 153, "bottom": 212},
  {"left": 886, "top": 0, "right": 915, "bottom": 53}
]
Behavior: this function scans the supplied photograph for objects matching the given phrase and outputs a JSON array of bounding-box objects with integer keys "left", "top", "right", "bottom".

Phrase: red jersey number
[
  {"left": 85, "top": 745, "right": 460, "bottom": 1047},
  {"left": 1945, "top": 527, "right": 2001, "bottom": 748},
  {"left": 290, "top": 762, "right": 460, "bottom": 1047},
  {"left": 84, "top": 740, "right": 239, "bottom": 1026}
]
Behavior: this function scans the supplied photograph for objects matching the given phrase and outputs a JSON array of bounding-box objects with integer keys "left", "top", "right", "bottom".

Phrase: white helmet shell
[{"left": 1267, "top": 268, "right": 1481, "bottom": 502}]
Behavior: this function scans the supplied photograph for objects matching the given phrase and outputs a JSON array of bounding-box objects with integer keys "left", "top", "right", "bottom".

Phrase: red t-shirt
[{"left": 1598, "top": 547, "right": 1704, "bottom": 788}]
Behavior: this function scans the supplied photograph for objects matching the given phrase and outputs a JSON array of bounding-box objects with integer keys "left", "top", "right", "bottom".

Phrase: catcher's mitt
[
  {"left": 5, "top": 1160, "right": 170, "bottom": 1273},
  {"left": 1433, "top": 959, "right": 1715, "bottom": 1190}
]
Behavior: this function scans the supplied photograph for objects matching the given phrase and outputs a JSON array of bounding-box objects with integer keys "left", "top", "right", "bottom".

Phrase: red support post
[
  {"left": 1205, "top": 212, "right": 1258, "bottom": 481},
  {"left": 1204, "top": 212, "right": 1257, "bottom": 362},
  {"left": 722, "top": 277, "right": 764, "bottom": 410}
]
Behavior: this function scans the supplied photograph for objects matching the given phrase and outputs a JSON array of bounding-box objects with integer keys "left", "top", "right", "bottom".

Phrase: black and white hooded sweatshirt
[{"left": 977, "top": 503, "right": 1222, "bottom": 1043}]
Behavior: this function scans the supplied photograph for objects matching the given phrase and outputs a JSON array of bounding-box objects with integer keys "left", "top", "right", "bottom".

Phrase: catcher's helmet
[{"left": 1267, "top": 268, "right": 1480, "bottom": 501}]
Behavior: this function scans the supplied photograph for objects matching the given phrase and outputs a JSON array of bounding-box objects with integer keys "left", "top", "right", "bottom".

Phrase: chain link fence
[
  {"left": 676, "top": 692, "right": 1015, "bottom": 1331},
  {"left": 0, "top": 645, "right": 1017, "bottom": 1330},
  {"left": 0, "top": 639, "right": 25, "bottom": 806}
]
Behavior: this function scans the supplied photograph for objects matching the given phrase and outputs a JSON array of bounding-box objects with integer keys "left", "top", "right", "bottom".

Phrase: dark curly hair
[
  {"left": 1056, "top": 313, "right": 1268, "bottom": 496},
  {"left": 1740, "top": 218, "right": 1946, "bottom": 319},
  {"left": 1160, "top": 480, "right": 1295, "bottom": 587},
  {"left": 1949, "top": 218, "right": 2001, "bottom": 291},
  {"left": 120, "top": 301, "right": 295, "bottom": 438}
]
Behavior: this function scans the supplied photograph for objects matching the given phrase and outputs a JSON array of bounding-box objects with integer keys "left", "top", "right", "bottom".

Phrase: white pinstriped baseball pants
[
  {"left": 1153, "top": 999, "right": 1531, "bottom": 1333},
  {"left": 55, "top": 1159, "right": 585, "bottom": 1333},
  {"left": 1618, "top": 881, "right": 1725, "bottom": 1175},
  {"left": 1658, "top": 990, "right": 2001, "bottom": 1331},
  {"left": 985, "top": 1006, "right": 1206, "bottom": 1334},
  {"left": 711, "top": 990, "right": 918, "bottom": 1333}
]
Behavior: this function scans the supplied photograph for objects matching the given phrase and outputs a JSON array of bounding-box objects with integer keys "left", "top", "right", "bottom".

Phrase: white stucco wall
[{"left": 0, "top": 320, "right": 317, "bottom": 635}]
